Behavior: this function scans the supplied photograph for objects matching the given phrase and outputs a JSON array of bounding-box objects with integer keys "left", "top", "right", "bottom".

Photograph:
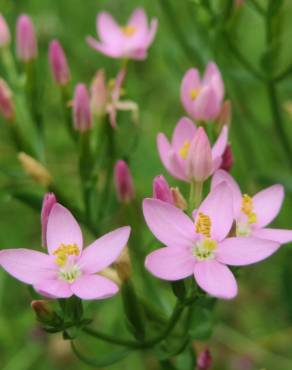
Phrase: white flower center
[
  {"left": 59, "top": 264, "right": 81, "bottom": 283},
  {"left": 192, "top": 237, "right": 217, "bottom": 261}
]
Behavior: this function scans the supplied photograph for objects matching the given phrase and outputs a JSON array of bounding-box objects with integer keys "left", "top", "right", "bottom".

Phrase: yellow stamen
[
  {"left": 179, "top": 140, "right": 190, "bottom": 160},
  {"left": 53, "top": 243, "right": 80, "bottom": 267},
  {"left": 241, "top": 194, "right": 257, "bottom": 224},
  {"left": 189, "top": 88, "right": 200, "bottom": 100},
  {"left": 121, "top": 25, "right": 136, "bottom": 37},
  {"left": 196, "top": 212, "right": 211, "bottom": 238},
  {"left": 202, "top": 238, "right": 217, "bottom": 251}
]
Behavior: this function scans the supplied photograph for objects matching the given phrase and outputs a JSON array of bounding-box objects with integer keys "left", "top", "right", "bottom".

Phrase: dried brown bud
[
  {"left": 171, "top": 187, "right": 187, "bottom": 210},
  {"left": 99, "top": 267, "right": 121, "bottom": 286},
  {"left": 115, "top": 246, "right": 131, "bottom": 282},
  {"left": 18, "top": 152, "right": 52, "bottom": 187}
]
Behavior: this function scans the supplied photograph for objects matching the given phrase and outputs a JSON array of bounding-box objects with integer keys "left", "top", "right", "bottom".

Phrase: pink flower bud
[
  {"left": 41, "top": 192, "right": 57, "bottom": 248},
  {"left": 153, "top": 175, "right": 173, "bottom": 204},
  {"left": 16, "top": 14, "right": 38, "bottom": 62},
  {"left": 90, "top": 69, "right": 108, "bottom": 116},
  {"left": 220, "top": 144, "right": 233, "bottom": 172},
  {"left": 0, "top": 79, "right": 14, "bottom": 120},
  {"left": 186, "top": 127, "right": 213, "bottom": 182},
  {"left": 197, "top": 348, "right": 212, "bottom": 370},
  {"left": 114, "top": 160, "right": 135, "bottom": 203},
  {"left": 73, "top": 83, "right": 92, "bottom": 132},
  {"left": 0, "top": 14, "right": 10, "bottom": 47},
  {"left": 49, "top": 40, "right": 70, "bottom": 86}
]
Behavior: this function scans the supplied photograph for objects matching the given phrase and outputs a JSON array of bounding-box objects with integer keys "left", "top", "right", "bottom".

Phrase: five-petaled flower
[
  {"left": 87, "top": 8, "right": 158, "bottom": 60},
  {"left": 143, "top": 183, "right": 280, "bottom": 299},
  {"left": 157, "top": 117, "right": 228, "bottom": 182},
  {"left": 0, "top": 203, "right": 130, "bottom": 300}
]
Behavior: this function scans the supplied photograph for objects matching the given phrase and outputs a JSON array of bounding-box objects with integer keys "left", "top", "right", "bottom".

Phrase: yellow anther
[
  {"left": 53, "top": 243, "right": 80, "bottom": 267},
  {"left": 121, "top": 25, "right": 136, "bottom": 37},
  {"left": 241, "top": 194, "right": 257, "bottom": 224},
  {"left": 179, "top": 140, "right": 190, "bottom": 160},
  {"left": 202, "top": 238, "right": 217, "bottom": 251},
  {"left": 189, "top": 88, "right": 200, "bottom": 100},
  {"left": 196, "top": 212, "right": 211, "bottom": 238}
]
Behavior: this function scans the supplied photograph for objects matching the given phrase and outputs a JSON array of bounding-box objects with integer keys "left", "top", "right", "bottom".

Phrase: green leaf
[{"left": 188, "top": 305, "right": 213, "bottom": 340}]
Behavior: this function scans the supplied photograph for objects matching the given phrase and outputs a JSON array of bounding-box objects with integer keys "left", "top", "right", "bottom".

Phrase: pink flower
[
  {"left": 114, "top": 160, "right": 135, "bottom": 203},
  {"left": 0, "top": 79, "right": 14, "bottom": 120},
  {"left": 41, "top": 193, "right": 57, "bottom": 248},
  {"left": 180, "top": 62, "right": 224, "bottom": 121},
  {"left": 143, "top": 183, "right": 279, "bottom": 299},
  {"left": 197, "top": 348, "right": 212, "bottom": 370},
  {"left": 0, "top": 14, "right": 10, "bottom": 48},
  {"left": 73, "top": 84, "right": 92, "bottom": 132},
  {"left": 87, "top": 8, "right": 158, "bottom": 60},
  {"left": 157, "top": 117, "right": 228, "bottom": 182},
  {"left": 16, "top": 14, "right": 38, "bottom": 62},
  {"left": 153, "top": 175, "right": 174, "bottom": 204},
  {"left": 0, "top": 203, "right": 131, "bottom": 299},
  {"left": 49, "top": 40, "right": 70, "bottom": 86},
  {"left": 212, "top": 170, "right": 292, "bottom": 244}
]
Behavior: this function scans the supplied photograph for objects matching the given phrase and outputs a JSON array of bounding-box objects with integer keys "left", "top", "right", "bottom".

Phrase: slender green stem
[
  {"left": 189, "top": 181, "right": 203, "bottom": 214},
  {"left": 247, "top": 0, "right": 266, "bottom": 16},
  {"left": 273, "top": 63, "right": 292, "bottom": 83}
]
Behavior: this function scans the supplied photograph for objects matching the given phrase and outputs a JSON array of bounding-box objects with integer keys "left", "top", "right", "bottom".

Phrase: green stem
[
  {"left": 273, "top": 63, "right": 292, "bottom": 83},
  {"left": 247, "top": 0, "right": 266, "bottom": 16},
  {"left": 189, "top": 181, "right": 203, "bottom": 214}
]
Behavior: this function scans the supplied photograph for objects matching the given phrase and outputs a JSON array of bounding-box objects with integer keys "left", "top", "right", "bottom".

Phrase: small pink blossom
[
  {"left": 114, "top": 160, "right": 135, "bottom": 203},
  {"left": 87, "top": 8, "right": 158, "bottom": 60},
  {"left": 212, "top": 170, "right": 292, "bottom": 244},
  {"left": 73, "top": 84, "right": 92, "bottom": 132},
  {"left": 0, "top": 14, "right": 10, "bottom": 48},
  {"left": 153, "top": 175, "right": 174, "bottom": 205},
  {"left": 143, "top": 182, "right": 280, "bottom": 299},
  {"left": 0, "top": 203, "right": 130, "bottom": 299},
  {"left": 49, "top": 40, "right": 70, "bottom": 86},
  {"left": 41, "top": 193, "right": 57, "bottom": 248},
  {"left": 181, "top": 62, "right": 224, "bottom": 121},
  {"left": 157, "top": 117, "right": 228, "bottom": 182},
  {"left": 16, "top": 14, "right": 38, "bottom": 62},
  {"left": 197, "top": 348, "right": 212, "bottom": 370}
]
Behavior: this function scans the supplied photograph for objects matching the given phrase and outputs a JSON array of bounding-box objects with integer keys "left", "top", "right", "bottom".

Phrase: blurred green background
[{"left": 1, "top": 0, "right": 292, "bottom": 369}]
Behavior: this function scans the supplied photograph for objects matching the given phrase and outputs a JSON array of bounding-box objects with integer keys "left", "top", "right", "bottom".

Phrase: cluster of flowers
[{"left": 0, "top": 6, "right": 291, "bottom": 309}]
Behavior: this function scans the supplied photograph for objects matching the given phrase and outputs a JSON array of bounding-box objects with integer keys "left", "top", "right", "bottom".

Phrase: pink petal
[
  {"left": 79, "top": 227, "right": 131, "bottom": 274},
  {"left": 203, "top": 62, "right": 224, "bottom": 101},
  {"left": 253, "top": 185, "right": 284, "bottom": 228},
  {"left": 216, "top": 237, "right": 280, "bottom": 266},
  {"left": 211, "top": 170, "right": 242, "bottom": 217},
  {"left": 196, "top": 182, "right": 233, "bottom": 241},
  {"left": 180, "top": 68, "right": 201, "bottom": 118},
  {"left": 144, "top": 18, "right": 158, "bottom": 48},
  {"left": 96, "top": 12, "right": 123, "bottom": 46},
  {"left": 71, "top": 274, "right": 118, "bottom": 300},
  {"left": 127, "top": 8, "right": 148, "bottom": 41},
  {"left": 212, "top": 125, "right": 228, "bottom": 162},
  {"left": 145, "top": 246, "right": 195, "bottom": 280},
  {"left": 34, "top": 279, "right": 72, "bottom": 298},
  {"left": 46, "top": 203, "right": 83, "bottom": 255},
  {"left": 193, "top": 86, "right": 221, "bottom": 121},
  {"left": 172, "top": 117, "right": 196, "bottom": 152},
  {"left": 86, "top": 36, "right": 123, "bottom": 58},
  {"left": 0, "top": 249, "right": 56, "bottom": 285},
  {"left": 194, "top": 259, "right": 237, "bottom": 299},
  {"left": 143, "top": 198, "right": 196, "bottom": 248},
  {"left": 252, "top": 228, "right": 292, "bottom": 244}
]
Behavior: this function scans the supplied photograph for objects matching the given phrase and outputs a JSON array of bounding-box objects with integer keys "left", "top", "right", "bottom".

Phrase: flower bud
[
  {"left": 197, "top": 348, "right": 212, "bottom": 370},
  {"left": 114, "top": 160, "right": 135, "bottom": 203},
  {"left": 90, "top": 69, "right": 108, "bottom": 116},
  {"left": 171, "top": 187, "right": 187, "bottom": 210},
  {"left": 115, "top": 247, "right": 132, "bottom": 283},
  {"left": 18, "top": 152, "right": 52, "bottom": 187},
  {"left": 217, "top": 100, "right": 231, "bottom": 129},
  {"left": 49, "top": 40, "right": 70, "bottom": 86},
  {"left": 100, "top": 267, "right": 121, "bottom": 286},
  {"left": 186, "top": 127, "right": 213, "bottom": 182},
  {"left": 31, "top": 300, "right": 55, "bottom": 324},
  {"left": 0, "top": 14, "right": 10, "bottom": 48},
  {"left": 153, "top": 175, "right": 173, "bottom": 204},
  {"left": 73, "top": 83, "right": 92, "bottom": 132},
  {"left": 220, "top": 144, "right": 233, "bottom": 172},
  {"left": 0, "top": 79, "right": 14, "bottom": 121},
  {"left": 41, "top": 193, "right": 57, "bottom": 248},
  {"left": 16, "top": 14, "right": 38, "bottom": 62}
]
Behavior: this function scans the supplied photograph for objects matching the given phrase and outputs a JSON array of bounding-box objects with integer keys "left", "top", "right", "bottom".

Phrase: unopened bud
[
  {"left": 49, "top": 40, "right": 70, "bottom": 86},
  {"left": 115, "top": 247, "right": 132, "bottom": 282},
  {"left": 0, "top": 79, "right": 14, "bottom": 121},
  {"left": 220, "top": 144, "right": 233, "bottom": 172},
  {"left": 31, "top": 300, "right": 54, "bottom": 323},
  {"left": 217, "top": 100, "right": 231, "bottom": 129},
  {"left": 153, "top": 175, "right": 173, "bottom": 204},
  {"left": 0, "top": 14, "right": 10, "bottom": 48},
  {"left": 171, "top": 187, "right": 187, "bottom": 210},
  {"left": 73, "top": 83, "right": 92, "bottom": 132},
  {"left": 41, "top": 193, "right": 57, "bottom": 248},
  {"left": 114, "top": 160, "right": 135, "bottom": 203},
  {"left": 90, "top": 69, "right": 108, "bottom": 116},
  {"left": 18, "top": 152, "right": 52, "bottom": 187},
  {"left": 16, "top": 14, "right": 38, "bottom": 62},
  {"left": 197, "top": 348, "right": 212, "bottom": 370}
]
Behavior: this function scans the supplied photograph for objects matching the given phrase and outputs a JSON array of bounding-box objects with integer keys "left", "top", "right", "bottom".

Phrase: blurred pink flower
[
  {"left": 0, "top": 203, "right": 130, "bottom": 299},
  {"left": 143, "top": 183, "right": 280, "bottom": 299},
  {"left": 212, "top": 170, "right": 292, "bottom": 244},
  {"left": 157, "top": 117, "right": 228, "bottom": 182},
  {"left": 181, "top": 62, "right": 224, "bottom": 121},
  {"left": 197, "top": 348, "right": 212, "bottom": 370},
  {"left": 153, "top": 175, "right": 174, "bottom": 204},
  {"left": 220, "top": 144, "right": 233, "bottom": 172},
  {"left": 114, "top": 160, "right": 135, "bottom": 203},
  {"left": 0, "top": 14, "right": 10, "bottom": 47},
  {"left": 41, "top": 193, "right": 57, "bottom": 248},
  {"left": 0, "top": 79, "right": 14, "bottom": 120},
  {"left": 16, "top": 14, "right": 38, "bottom": 62},
  {"left": 90, "top": 69, "right": 108, "bottom": 117},
  {"left": 73, "top": 83, "right": 92, "bottom": 132},
  {"left": 49, "top": 40, "right": 70, "bottom": 86},
  {"left": 87, "top": 8, "right": 158, "bottom": 60}
]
